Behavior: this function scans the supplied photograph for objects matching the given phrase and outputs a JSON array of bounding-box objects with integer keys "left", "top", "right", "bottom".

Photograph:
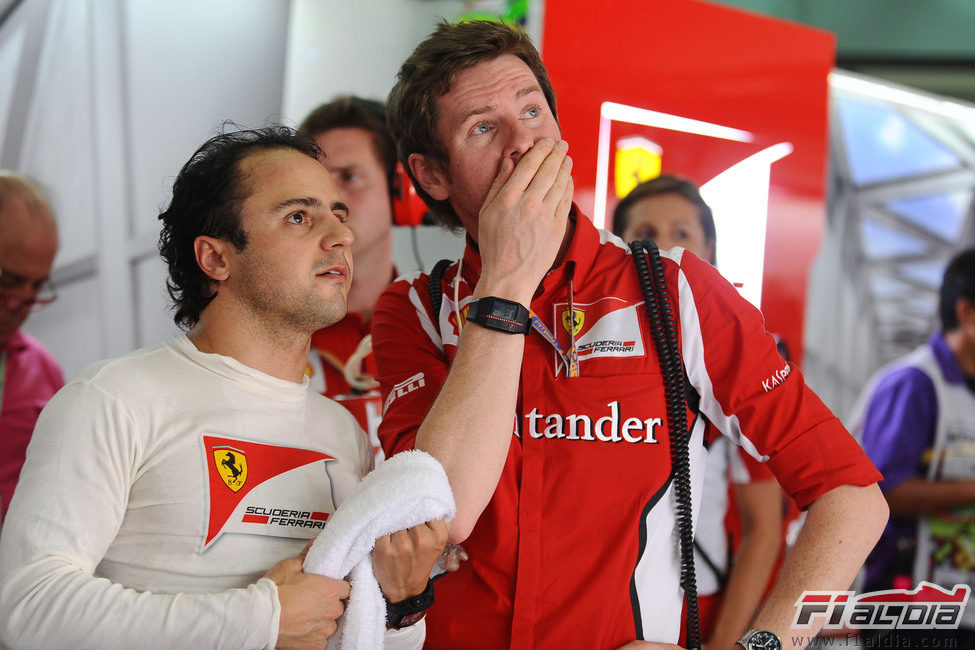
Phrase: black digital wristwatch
[
  {"left": 385, "top": 578, "right": 435, "bottom": 629},
  {"left": 466, "top": 296, "right": 531, "bottom": 335}
]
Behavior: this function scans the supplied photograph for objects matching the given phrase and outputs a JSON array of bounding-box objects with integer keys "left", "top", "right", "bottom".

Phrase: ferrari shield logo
[
  {"left": 561, "top": 308, "right": 585, "bottom": 337},
  {"left": 213, "top": 448, "right": 248, "bottom": 492},
  {"left": 448, "top": 304, "right": 469, "bottom": 332}
]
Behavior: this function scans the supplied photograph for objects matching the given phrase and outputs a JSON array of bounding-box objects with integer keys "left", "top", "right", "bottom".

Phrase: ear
[
  {"left": 958, "top": 297, "right": 975, "bottom": 326},
  {"left": 194, "top": 236, "right": 231, "bottom": 282},
  {"left": 408, "top": 153, "right": 450, "bottom": 201}
]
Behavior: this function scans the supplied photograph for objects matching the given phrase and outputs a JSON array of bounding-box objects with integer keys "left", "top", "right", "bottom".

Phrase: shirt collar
[{"left": 0, "top": 330, "right": 28, "bottom": 354}]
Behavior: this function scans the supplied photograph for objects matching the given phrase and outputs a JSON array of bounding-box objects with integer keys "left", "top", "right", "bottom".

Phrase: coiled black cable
[
  {"left": 428, "top": 258, "right": 453, "bottom": 320},
  {"left": 428, "top": 247, "right": 700, "bottom": 645},
  {"left": 629, "top": 239, "right": 701, "bottom": 650}
]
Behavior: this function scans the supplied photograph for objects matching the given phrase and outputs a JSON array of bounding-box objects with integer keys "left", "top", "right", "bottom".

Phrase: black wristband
[
  {"left": 385, "top": 578, "right": 435, "bottom": 629},
  {"left": 466, "top": 296, "right": 530, "bottom": 334}
]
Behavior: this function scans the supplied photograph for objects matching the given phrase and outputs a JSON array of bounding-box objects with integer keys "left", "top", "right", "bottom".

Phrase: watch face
[
  {"left": 747, "top": 631, "right": 781, "bottom": 650},
  {"left": 493, "top": 301, "right": 519, "bottom": 321},
  {"left": 468, "top": 297, "right": 529, "bottom": 334}
]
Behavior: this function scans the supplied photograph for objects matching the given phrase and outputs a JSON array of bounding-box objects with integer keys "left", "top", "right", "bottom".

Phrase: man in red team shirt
[
  {"left": 372, "top": 19, "right": 888, "bottom": 650},
  {"left": 300, "top": 97, "right": 399, "bottom": 458}
]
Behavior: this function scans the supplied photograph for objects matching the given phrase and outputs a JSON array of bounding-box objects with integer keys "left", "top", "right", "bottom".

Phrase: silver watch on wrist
[{"left": 738, "top": 629, "right": 782, "bottom": 650}]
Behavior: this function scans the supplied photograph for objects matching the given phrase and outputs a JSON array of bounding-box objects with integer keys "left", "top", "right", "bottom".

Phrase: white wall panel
[
  {"left": 0, "top": 18, "right": 25, "bottom": 155},
  {"left": 283, "top": 0, "right": 463, "bottom": 125},
  {"left": 133, "top": 254, "right": 181, "bottom": 348},
  {"left": 22, "top": 273, "right": 100, "bottom": 382},
  {"left": 125, "top": 0, "right": 289, "bottom": 242},
  {"left": 18, "top": 0, "right": 97, "bottom": 268},
  {"left": 392, "top": 225, "right": 465, "bottom": 276}
]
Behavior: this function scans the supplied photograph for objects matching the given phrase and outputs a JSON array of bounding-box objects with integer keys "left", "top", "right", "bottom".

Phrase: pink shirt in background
[{"left": 0, "top": 330, "right": 63, "bottom": 521}]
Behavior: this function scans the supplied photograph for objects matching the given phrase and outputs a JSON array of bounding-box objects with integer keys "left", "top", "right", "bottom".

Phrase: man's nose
[
  {"left": 0, "top": 278, "right": 39, "bottom": 301},
  {"left": 506, "top": 123, "right": 538, "bottom": 165},
  {"left": 320, "top": 216, "right": 354, "bottom": 250},
  {"left": 653, "top": 237, "right": 677, "bottom": 253}
]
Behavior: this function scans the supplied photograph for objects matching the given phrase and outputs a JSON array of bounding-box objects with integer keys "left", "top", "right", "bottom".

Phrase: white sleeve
[
  {"left": 0, "top": 381, "right": 279, "bottom": 650},
  {"left": 383, "top": 618, "right": 426, "bottom": 650},
  {"left": 357, "top": 420, "right": 376, "bottom": 475}
]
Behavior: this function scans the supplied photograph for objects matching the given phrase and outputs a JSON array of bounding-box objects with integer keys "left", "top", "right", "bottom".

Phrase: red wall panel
[{"left": 542, "top": 0, "right": 835, "bottom": 361}]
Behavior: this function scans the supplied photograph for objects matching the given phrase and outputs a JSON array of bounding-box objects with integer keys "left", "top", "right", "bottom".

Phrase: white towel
[{"left": 302, "top": 450, "right": 455, "bottom": 649}]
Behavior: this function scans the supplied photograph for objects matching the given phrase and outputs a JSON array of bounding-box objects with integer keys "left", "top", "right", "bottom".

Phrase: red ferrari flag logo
[{"left": 202, "top": 435, "right": 335, "bottom": 549}]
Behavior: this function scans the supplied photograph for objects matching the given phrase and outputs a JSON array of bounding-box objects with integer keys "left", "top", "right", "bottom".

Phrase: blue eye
[
  {"left": 473, "top": 123, "right": 490, "bottom": 135},
  {"left": 526, "top": 106, "right": 540, "bottom": 118}
]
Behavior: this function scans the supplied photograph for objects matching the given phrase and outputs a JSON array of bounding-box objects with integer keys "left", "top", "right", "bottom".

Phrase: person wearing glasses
[{"left": 0, "top": 171, "right": 63, "bottom": 525}]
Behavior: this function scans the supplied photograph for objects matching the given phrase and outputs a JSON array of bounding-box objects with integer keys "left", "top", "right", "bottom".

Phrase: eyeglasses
[{"left": 0, "top": 265, "right": 57, "bottom": 310}]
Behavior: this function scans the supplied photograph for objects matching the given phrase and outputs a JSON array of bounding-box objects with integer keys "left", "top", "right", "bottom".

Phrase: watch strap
[
  {"left": 385, "top": 578, "right": 435, "bottom": 629},
  {"left": 466, "top": 296, "right": 530, "bottom": 334}
]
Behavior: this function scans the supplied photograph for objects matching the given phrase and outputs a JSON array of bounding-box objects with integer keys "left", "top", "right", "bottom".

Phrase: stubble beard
[{"left": 236, "top": 253, "right": 349, "bottom": 336}]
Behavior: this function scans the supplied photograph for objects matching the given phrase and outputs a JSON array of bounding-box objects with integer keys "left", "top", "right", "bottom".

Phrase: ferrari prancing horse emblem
[
  {"left": 561, "top": 308, "right": 584, "bottom": 337},
  {"left": 214, "top": 448, "right": 248, "bottom": 492}
]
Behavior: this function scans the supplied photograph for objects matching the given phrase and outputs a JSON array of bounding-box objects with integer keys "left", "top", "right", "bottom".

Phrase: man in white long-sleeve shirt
[{"left": 0, "top": 126, "right": 446, "bottom": 650}]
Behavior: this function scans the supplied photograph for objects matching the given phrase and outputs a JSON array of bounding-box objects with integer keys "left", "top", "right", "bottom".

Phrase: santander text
[{"left": 525, "top": 401, "right": 661, "bottom": 443}]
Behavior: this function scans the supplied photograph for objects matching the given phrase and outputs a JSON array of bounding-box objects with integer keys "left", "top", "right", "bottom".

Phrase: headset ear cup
[{"left": 392, "top": 162, "right": 427, "bottom": 227}]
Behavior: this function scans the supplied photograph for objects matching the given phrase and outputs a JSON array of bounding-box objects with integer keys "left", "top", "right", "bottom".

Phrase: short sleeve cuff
[{"left": 768, "top": 422, "right": 882, "bottom": 509}]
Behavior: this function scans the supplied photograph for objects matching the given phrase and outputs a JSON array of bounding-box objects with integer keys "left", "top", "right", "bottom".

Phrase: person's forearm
[
  {"left": 413, "top": 138, "right": 572, "bottom": 544},
  {"left": 414, "top": 321, "right": 526, "bottom": 543},
  {"left": 885, "top": 477, "right": 975, "bottom": 516},
  {"left": 708, "top": 530, "right": 781, "bottom": 649},
  {"left": 0, "top": 561, "right": 278, "bottom": 649},
  {"left": 707, "top": 484, "right": 783, "bottom": 649},
  {"left": 746, "top": 484, "right": 887, "bottom": 647}
]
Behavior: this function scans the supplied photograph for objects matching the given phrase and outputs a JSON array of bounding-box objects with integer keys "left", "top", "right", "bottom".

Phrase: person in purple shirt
[
  {"left": 0, "top": 171, "right": 63, "bottom": 525},
  {"left": 852, "top": 247, "right": 975, "bottom": 646}
]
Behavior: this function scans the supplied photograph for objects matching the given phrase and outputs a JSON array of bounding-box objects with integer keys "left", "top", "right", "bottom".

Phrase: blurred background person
[
  {"left": 299, "top": 96, "right": 399, "bottom": 460},
  {"left": 613, "top": 174, "right": 716, "bottom": 264},
  {"left": 613, "top": 174, "right": 784, "bottom": 648},
  {"left": 850, "top": 247, "right": 975, "bottom": 648},
  {"left": 0, "top": 171, "right": 63, "bottom": 525}
]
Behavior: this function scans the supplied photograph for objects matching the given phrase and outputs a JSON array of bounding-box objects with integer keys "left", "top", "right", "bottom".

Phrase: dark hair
[
  {"left": 387, "top": 19, "right": 558, "bottom": 230},
  {"left": 157, "top": 125, "right": 321, "bottom": 329},
  {"left": 611, "top": 174, "right": 717, "bottom": 264},
  {"left": 299, "top": 96, "right": 397, "bottom": 196},
  {"left": 939, "top": 247, "right": 975, "bottom": 332}
]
